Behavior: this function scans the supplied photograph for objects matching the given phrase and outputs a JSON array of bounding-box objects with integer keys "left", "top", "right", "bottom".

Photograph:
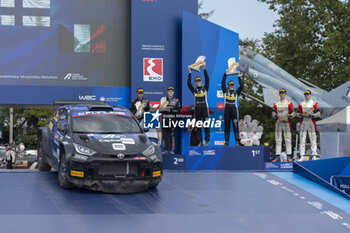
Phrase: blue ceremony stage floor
[{"left": 0, "top": 170, "right": 349, "bottom": 233}]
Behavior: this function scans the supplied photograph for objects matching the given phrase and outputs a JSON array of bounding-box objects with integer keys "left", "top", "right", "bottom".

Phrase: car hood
[{"left": 72, "top": 133, "right": 152, "bottom": 155}]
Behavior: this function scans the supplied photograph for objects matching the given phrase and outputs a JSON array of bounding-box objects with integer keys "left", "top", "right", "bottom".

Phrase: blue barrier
[{"left": 293, "top": 157, "right": 350, "bottom": 200}]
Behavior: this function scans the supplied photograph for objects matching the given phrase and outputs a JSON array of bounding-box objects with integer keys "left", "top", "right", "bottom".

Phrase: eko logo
[
  {"left": 143, "top": 58, "right": 163, "bottom": 82},
  {"left": 143, "top": 111, "right": 161, "bottom": 129}
]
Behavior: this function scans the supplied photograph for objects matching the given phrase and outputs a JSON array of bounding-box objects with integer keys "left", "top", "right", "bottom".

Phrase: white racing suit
[
  {"left": 297, "top": 99, "right": 321, "bottom": 156},
  {"left": 272, "top": 99, "right": 294, "bottom": 155}
]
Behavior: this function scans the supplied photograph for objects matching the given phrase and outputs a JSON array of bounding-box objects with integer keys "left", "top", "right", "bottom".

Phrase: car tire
[
  {"left": 37, "top": 140, "right": 51, "bottom": 171},
  {"left": 58, "top": 152, "right": 74, "bottom": 189}
]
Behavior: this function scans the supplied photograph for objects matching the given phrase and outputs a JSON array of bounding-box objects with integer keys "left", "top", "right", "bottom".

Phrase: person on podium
[
  {"left": 187, "top": 64, "right": 210, "bottom": 146},
  {"left": 221, "top": 71, "right": 244, "bottom": 146}
]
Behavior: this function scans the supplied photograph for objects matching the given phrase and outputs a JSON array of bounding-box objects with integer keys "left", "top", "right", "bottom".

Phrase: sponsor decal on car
[
  {"left": 72, "top": 111, "right": 131, "bottom": 118},
  {"left": 112, "top": 143, "right": 126, "bottom": 151},
  {"left": 71, "top": 170, "right": 84, "bottom": 178},
  {"left": 152, "top": 170, "right": 161, "bottom": 177},
  {"left": 121, "top": 138, "right": 135, "bottom": 144}
]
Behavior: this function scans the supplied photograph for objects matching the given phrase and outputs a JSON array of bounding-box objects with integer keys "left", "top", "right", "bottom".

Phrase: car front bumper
[{"left": 67, "top": 154, "right": 162, "bottom": 193}]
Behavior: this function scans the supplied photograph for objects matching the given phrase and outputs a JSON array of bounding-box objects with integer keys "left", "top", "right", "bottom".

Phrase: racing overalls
[
  {"left": 187, "top": 70, "right": 210, "bottom": 144},
  {"left": 5, "top": 148, "right": 15, "bottom": 169},
  {"left": 160, "top": 96, "right": 181, "bottom": 153},
  {"left": 129, "top": 98, "right": 151, "bottom": 122},
  {"left": 272, "top": 99, "right": 294, "bottom": 155},
  {"left": 297, "top": 99, "right": 321, "bottom": 156},
  {"left": 222, "top": 74, "right": 244, "bottom": 144}
]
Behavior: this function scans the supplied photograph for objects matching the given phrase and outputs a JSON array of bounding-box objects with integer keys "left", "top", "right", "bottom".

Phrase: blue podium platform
[{"left": 163, "top": 146, "right": 274, "bottom": 171}]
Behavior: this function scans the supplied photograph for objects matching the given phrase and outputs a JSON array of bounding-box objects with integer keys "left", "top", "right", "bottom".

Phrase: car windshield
[{"left": 72, "top": 113, "right": 142, "bottom": 134}]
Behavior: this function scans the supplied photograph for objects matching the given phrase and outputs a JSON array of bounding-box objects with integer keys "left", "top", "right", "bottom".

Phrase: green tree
[
  {"left": 198, "top": 0, "right": 215, "bottom": 19},
  {"left": 258, "top": 0, "right": 350, "bottom": 90},
  {"left": 0, "top": 108, "right": 53, "bottom": 149}
]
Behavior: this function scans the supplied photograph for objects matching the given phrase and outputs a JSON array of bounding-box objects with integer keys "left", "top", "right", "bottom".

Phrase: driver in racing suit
[
  {"left": 272, "top": 89, "right": 295, "bottom": 158},
  {"left": 187, "top": 64, "right": 210, "bottom": 146},
  {"left": 222, "top": 71, "right": 244, "bottom": 146},
  {"left": 297, "top": 90, "right": 321, "bottom": 161},
  {"left": 129, "top": 88, "right": 151, "bottom": 123},
  {"left": 160, "top": 87, "right": 181, "bottom": 154}
]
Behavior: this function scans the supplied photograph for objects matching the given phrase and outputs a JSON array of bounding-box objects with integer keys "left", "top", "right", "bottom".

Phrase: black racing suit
[
  {"left": 160, "top": 97, "right": 181, "bottom": 152},
  {"left": 187, "top": 69, "right": 210, "bottom": 143},
  {"left": 222, "top": 73, "right": 244, "bottom": 144},
  {"left": 129, "top": 98, "right": 151, "bottom": 123}
]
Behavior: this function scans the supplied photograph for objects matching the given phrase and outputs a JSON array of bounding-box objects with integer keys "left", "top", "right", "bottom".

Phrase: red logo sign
[
  {"left": 143, "top": 58, "right": 163, "bottom": 82},
  {"left": 217, "top": 102, "right": 225, "bottom": 110}
]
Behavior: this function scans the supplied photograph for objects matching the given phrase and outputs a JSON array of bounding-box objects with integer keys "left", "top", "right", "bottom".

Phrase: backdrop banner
[
  {"left": 181, "top": 11, "right": 239, "bottom": 153},
  {"left": 131, "top": 0, "right": 197, "bottom": 103}
]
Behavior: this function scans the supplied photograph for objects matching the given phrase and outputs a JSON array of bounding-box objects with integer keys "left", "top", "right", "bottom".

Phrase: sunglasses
[
  {"left": 279, "top": 92, "right": 286, "bottom": 94},
  {"left": 304, "top": 93, "right": 310, "bottom": 95},
  {"left": 138, "top": 92, "right": 143, "bottom": 94}
]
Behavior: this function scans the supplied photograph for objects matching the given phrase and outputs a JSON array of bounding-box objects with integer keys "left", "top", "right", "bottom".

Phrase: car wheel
[
  {"left": 37, "top": 140, "right": 51, "bottom": 171},
  {"left": 58, "top": 153, "right": 74, "bottom": 189}
]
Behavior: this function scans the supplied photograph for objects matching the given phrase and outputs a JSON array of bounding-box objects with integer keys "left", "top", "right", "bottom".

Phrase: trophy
[
  {"left": 150, "top": 103, "right": 160, "bottom": 112},
  {"left": 279, "top": 110, "right": 289, "bottom": 122},
  {"left": 226, "top": 57, "right": 240, "bottom": 76},
  {"left": 159, "top": 97, "right": 169, "bottom": 111},
  {"left": 279, "top": 114, "right": 289, "bottom": 122},
  {"left": 303, "top": 107, "right": 314, "bottom": 117},
  {"left": 135, "top": 102, "right": 144, "bottom": 117},
  {"left": 188, "top": 56, "right": 206, "bottom": 72}
]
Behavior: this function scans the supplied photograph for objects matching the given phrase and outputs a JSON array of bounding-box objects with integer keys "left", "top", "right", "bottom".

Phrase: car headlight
[
  {"left": 142, "top": 145, "right": 155, "bottom": 156},
  {"left": 73, "top": 143, "right": 96, "bottom": 156}
]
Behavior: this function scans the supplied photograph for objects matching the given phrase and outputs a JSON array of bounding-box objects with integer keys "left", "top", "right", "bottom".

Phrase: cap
[
  {"left": 228, "top": 81, "right": 235, "bottom": 86},
  {"left": 304, "top": 90, "right": 311, "bottom": 95},
  {"left": 168, "top": 87, "right": 174, "bottom": 91},
  {"left": 137, "top": 88, "right": 144, "bottom": 94},
  {"left": 195, "top": 77, "right": 201, "bottom": 82},
  {"left": 279, "top": 88, "right": 286, "bottom": 94}
]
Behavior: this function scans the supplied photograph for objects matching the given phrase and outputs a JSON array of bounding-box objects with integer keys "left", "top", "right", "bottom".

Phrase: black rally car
[{"left": 37, "top": 101, "right": 162, "bottom": 193}]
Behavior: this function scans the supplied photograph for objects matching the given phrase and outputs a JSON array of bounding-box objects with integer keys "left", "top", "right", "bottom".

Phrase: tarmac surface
[{"left": 0, "top": 170, "right": 349, "bottom": 233}]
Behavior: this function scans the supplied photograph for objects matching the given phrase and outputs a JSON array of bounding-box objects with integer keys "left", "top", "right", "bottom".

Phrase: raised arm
[
  {"left": 187, "top": 72, "right": 194, "bottom": 94},
  {"left": 204, "top": 69, "right": 209, "bottom": 91},
  {"left": 236, "top": 76, "right": 244, "bottom": 95},
  {"left": 221, "top": 73, "right": 227, "bottom": 93}
]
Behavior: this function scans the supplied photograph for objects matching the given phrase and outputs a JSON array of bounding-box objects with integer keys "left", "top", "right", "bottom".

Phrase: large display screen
[{"left": 0, "top": 0, "right": 130, "bottom": 105}]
